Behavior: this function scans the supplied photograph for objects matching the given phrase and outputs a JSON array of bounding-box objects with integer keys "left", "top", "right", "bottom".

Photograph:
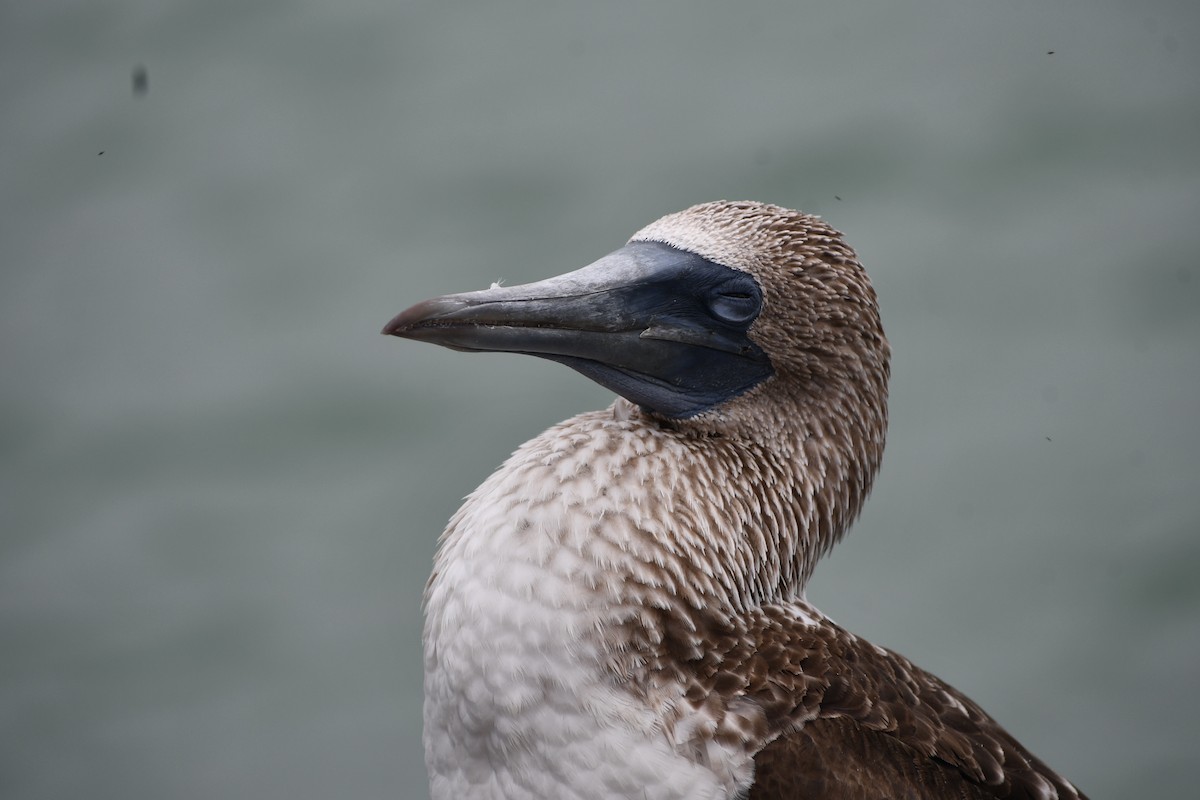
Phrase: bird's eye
[{"left": 707, "top": 281, "right": 762, "bottom": 325}]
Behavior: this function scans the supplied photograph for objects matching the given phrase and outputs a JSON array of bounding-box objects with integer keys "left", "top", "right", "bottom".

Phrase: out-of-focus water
[{"left": 2, "top": 1, "right": 1197, "bottom": 797}]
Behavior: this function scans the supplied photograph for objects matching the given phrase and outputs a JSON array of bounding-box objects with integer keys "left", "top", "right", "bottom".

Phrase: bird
[{"left": 382, "top": 201, "right": 1086, "bottom": 800}]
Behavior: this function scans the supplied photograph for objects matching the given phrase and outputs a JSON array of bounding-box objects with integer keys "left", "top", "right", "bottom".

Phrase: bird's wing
[
  {"left": 750, "top": 716, "right": 997, "bottom": 799},
  {"left": 737, "top": 604, "right": 1087, "bottom": 799},
  {"left": 639, "top": 602, "right": 1085, "bottom": 799}
]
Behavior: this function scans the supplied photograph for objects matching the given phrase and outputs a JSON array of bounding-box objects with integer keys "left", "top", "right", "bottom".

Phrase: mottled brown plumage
[{"left": 623, "top": 599, "right": 1082, "bottom": 799}]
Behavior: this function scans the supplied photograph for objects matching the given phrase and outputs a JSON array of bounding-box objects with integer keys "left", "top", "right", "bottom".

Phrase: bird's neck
[
  {"left": 432, "top": 388, "right": 884, "bottom": 618},
  {"left": 421, "top": 393, "right": 884, "bottom": 799}
]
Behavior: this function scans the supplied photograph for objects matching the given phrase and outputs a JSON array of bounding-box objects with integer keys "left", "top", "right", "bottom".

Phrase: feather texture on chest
[{"left": 423, "top": 402, "right": 776, "bottom": 799}]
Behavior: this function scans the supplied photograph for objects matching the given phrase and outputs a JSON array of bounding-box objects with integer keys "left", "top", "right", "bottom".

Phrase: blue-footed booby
[{"left": 383, "top": 201, "right": 1086, "bottom": 800}]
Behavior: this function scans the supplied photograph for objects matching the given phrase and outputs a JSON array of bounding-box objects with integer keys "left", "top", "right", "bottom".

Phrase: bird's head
[{"left": 384, "top": 201, "right": 889, "bottom": 436}]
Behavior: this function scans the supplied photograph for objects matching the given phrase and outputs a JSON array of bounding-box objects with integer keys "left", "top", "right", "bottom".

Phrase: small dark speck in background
[
  {"left": 98, "top": 151, "right": 105, "bottom": 156},
  {"left": 1047, "top": 50, "right": 1055, "bottom": 55},
  {"left": 133, "top": 65, "right": 148, "bottom": 97},
  {"left": 1046, "top": 437, "right": 1052, "bottom": 441},
  {"left": 834, "top": 196, "right": 842, "bottom": 201}
]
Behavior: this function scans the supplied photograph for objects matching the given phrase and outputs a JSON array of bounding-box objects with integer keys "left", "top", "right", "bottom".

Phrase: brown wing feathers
[
  {"left": 751, "top": 717, "right": 998, "bottom": 800},
  {"left": 636, "top": 602, "right": 1085, "bottom": 799}
]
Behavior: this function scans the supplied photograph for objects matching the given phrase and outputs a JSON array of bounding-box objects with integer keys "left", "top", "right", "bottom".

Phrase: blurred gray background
[{"left": 2, "top": 1, "right": 1197, "bottom": 797}]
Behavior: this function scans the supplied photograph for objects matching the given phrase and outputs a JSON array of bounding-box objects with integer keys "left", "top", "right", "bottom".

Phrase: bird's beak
[{"left": 383, "top": 241, "right": 773, "bottom": 418}]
